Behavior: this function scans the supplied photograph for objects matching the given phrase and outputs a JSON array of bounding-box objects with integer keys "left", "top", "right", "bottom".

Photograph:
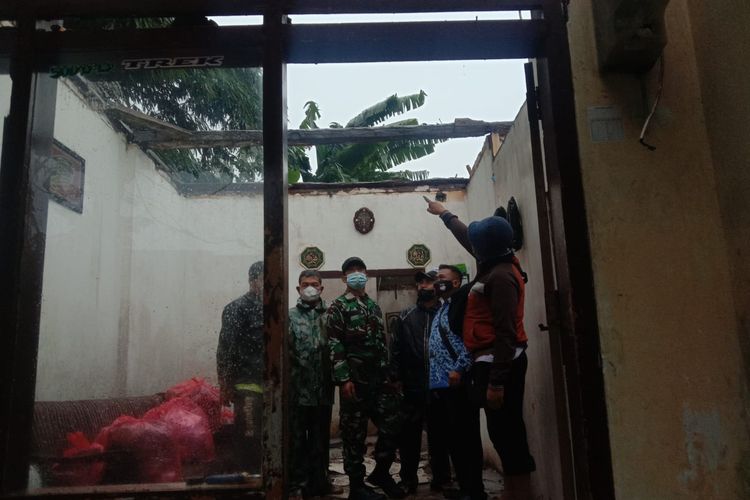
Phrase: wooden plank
[
  {"left": 318, "top": 268, "right": 425, "bottom": 279},
  {"left": 104, "top": 105, "right": 191, "bottom": 140},
  {"left": 3, "top": 19, "right": 544, "bottom": 75},
  {"left": 261, "top": 8, "right": 288, "bottom": 499},
  {"left": 131, "top": 119, "right": 513, "bottom": 149},
  {"left": 0, "top": 0, "right": 543, "bottom": 19},
  {"left": 23, "top": 480, "right": 263, "bottom": 498},
  {"left": 0, "top": 15, "right": 58, "bottom": 494},
  {"left": 287, "top": 20, "right": 546, "bottom": 63}
]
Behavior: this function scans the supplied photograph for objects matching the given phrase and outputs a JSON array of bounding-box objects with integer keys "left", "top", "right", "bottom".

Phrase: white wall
[
  {"left": 126, "top": 180, "right": 264, "bottom": 395},
  {"left": 288, "top": 187, "right": 473, "bottom": 302},
  {"left": 31, "top": 81, "right": 476, "bottom": 400},
  {"left": 35, "top": 80, "right": 140, "bottom": 400}
]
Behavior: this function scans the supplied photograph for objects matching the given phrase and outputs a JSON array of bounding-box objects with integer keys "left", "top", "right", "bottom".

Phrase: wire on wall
[{"left": 639, "top": 54, "right": 665, "bottom": 151}]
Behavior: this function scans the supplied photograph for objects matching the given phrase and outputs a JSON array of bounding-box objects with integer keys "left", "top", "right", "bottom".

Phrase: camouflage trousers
[{"left": 339, "top": 383, "right": 402, "bottom": 482}]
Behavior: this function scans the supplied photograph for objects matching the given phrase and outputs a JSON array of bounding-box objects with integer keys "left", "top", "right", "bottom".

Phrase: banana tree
[{"left": 289, "top": 91, "right": 441, "bottom": 183}]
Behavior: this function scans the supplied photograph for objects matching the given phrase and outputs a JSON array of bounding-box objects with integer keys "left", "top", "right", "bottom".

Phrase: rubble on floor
[{"left": 324, "top": 437, "right": 505, "bottom": 499}]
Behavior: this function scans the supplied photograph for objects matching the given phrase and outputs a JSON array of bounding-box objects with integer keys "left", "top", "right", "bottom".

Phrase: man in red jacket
[{"left": 425, "top": 197, "right": 536, "bottom": 500}]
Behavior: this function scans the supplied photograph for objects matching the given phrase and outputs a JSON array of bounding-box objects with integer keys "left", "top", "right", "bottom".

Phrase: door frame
[{"left": 0, "top": 2, "right": 614, "bottom": 498}]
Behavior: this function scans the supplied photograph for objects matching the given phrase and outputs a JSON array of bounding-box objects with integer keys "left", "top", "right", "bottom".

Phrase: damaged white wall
[
  {"left": 8, "top": 76, "right": 561, "bottom": 493},
  {"left": 17, "top": 79, "right": 474, "bottom": 399}
]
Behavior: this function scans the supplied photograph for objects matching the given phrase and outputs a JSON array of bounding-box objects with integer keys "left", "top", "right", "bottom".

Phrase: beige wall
[
  {"left": 568, "top": 1, "right": 750, "bottom": 498},
  {"left": 687, "top": 0, "right": 750, "bottom": 406}
]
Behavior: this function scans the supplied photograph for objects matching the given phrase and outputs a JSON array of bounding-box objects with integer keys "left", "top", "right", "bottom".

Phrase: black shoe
[
  {"left": 367, "top": 470, "right": 407, "bottom": 499},
  {"left": 397, "top": 478, "right": 418, "bottom": 495},
  {"left": 430, "top": 480, "right": 452, "bottom": 492},
  {"left": 349, "top": 482, "right": 388, "bottom": 500},
  {"left": 441, "top": 487, "right": 463, "bottom": 500}
]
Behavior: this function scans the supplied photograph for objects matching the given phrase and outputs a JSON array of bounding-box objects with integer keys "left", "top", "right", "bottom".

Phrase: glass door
[{"left": 17, "top": 22, "right": 271, "bottom": 494}]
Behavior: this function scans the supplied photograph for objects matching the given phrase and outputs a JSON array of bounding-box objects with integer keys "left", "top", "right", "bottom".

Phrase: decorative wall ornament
[
  {"left": 494, "top": 198, "right": 524, "bottom": 251},
  {"left": 46, "top": 139, "right": 85, "bottom": 214},
  {"left": 353, "top": 207, "right": 375, "bottom": 234},
  {"left": 507, "top": 197, "right": 524, "bottom": 251},
  {"left": 406, "top": 244, "right": 431, "bottom": 268},
  {"left": 300, "top": 246, "right": 325, "bottom": 269}
]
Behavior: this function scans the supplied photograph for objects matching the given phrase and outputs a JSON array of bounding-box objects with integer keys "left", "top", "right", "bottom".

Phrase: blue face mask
[{"left": 346, "top": 271, "right": 368, "bottom": 290}]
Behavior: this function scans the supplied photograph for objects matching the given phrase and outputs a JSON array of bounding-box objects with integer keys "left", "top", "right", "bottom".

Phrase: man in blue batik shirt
[{"left": 428, "top": 265, "right": 486, "bottom": 500}]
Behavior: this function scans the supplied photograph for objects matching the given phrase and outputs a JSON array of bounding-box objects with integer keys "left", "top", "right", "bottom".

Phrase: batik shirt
[
  {"left": 326, "top": 292, "right": 390, "bottom": 385},
  {"left": 289, "top": 298, "right": 334, "bottom": 406},
  {"left": 429, "top": 298, "right": 473, "bottom": 390}
]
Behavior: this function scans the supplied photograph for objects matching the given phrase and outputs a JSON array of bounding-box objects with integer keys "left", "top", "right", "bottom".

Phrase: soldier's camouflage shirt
[
  {"left": 326, "top": 292, "right": 391, "bottom": 385},
  {"left": 289, "top": 298, "right": 334, "bottom": 406}
]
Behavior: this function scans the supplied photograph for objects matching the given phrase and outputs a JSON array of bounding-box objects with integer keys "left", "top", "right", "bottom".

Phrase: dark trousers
[
  {"left": 233, "top": 389, "right": 263, "bottom": 473},
  {"left": 290, "top": 404, "right": 333, "bottom": 493},
  {"left": 428, "top": 386, "right": 485, "bottom": 498},
  {"left": 397, "top": 391, "right": 451, "bottom": 485},
  {"left": 470, "top": 354, "right": 536, "bottom": 476}
]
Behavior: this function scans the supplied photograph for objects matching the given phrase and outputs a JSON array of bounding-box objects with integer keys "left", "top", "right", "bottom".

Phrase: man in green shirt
[
  {"left": 217, "top": 261, "right": 264, "bottom": 472},
  {"left": 327, "top": 257, "right": 405, "bottom": 500},
  {"left": 289, "top": 270, "right": 337, "bottom": 498}
]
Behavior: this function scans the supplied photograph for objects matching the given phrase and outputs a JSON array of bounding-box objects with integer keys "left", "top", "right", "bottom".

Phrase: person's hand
[
  {"left": 341, "top": 381, "right": 357, "bottom": 401},
  {"left": 448, "top": 371, "right": 462, "bottom": 387},
  {"left": 423, "top": 195, "right": 447, "bottom": 216},
  {"left": 486, "top": 385, "right": 504, "bottom": 409}
]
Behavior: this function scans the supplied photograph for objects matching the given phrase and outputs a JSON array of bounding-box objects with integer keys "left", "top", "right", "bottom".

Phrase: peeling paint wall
[{"left": 568, "top": 0, "right": 750, "bottom": 497}]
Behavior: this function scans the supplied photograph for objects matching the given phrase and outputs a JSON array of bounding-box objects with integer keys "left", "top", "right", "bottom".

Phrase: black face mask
[
  {"left": 434, "top": 280, "right": 454, "bottom": 295},
  {"left": 417, "top": 289, "right": 436, "bottom": 302}
]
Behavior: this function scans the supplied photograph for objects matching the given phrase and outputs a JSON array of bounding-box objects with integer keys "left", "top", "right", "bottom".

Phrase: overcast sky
[{"left": 214, "top": 13, "right": 530, "bottom": 178}]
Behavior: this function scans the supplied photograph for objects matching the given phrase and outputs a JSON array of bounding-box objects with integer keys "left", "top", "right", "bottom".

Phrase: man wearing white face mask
[
  {"left": 327, "top": 257, "right": 405, "bottom": 500},
  {"left": 289, "top": 270, "right": 340, "bottom": 499}
]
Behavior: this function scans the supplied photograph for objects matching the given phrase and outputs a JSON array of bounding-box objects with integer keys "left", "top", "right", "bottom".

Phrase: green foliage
[
  {"left": 289, "top": 92, "right": 442, "bottom": 183},
  {"left": 66, "top": 17, "right": 264, "bottom": 183}
]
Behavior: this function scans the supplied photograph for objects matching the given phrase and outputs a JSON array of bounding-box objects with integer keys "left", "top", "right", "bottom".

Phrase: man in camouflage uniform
[
  {"left": 216, "top": 261, "right": 264, "bottom": 472},
  {"left": 327, "top": 257, "right": 405, "bottom": 500},
  {"left": 289, "top": 270, "right": 338, "bottom": 499}
]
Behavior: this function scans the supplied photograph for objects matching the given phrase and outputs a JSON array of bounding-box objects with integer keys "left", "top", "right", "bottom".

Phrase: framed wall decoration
[
  {"left": 300, "top": 246, "right": 325, "bottom": 270},
  {"left": 46, "top": 139, "right": 85, "bottom": 214},
  {"left": 406, "top": 244, "right": 431, "bottom": 268}
]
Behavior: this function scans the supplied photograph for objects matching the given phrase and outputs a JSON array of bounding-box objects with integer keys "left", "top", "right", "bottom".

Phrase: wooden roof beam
[
  {"left": 0, "top": 0, "right": 543, "bottom": 19},
  {"left": 105, "top": 106, "right": 512, "bottom": 149}
]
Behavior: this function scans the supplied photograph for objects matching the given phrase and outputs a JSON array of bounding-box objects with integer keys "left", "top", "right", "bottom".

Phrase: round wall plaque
[{"left": 353, "top": 207, "right": 375, "bottom": 234}]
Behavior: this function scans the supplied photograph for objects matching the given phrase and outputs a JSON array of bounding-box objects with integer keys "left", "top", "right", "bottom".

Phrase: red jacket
[
  {"left": 463, "top": 257, "right": 527, "bottom": 350},
  {"left": 439, "top": 211, "right": 527, "bottom": 385}
]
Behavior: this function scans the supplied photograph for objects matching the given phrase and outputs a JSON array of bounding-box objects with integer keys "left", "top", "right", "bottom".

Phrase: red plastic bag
[
  {"left": 95, "top": 415, "right": 182, "bottom": 483},
  {"left": 50, "top": 432, "right": 105, "bottom": 486},
  {"left": 221, "top": 406, "right": 235, "bottom": 425},
  {"left": 165, "top": 378, "right": 221, "bottom": 432},
  {"left": 144, "top": 397, "right": 215, "bottom": 464}
]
